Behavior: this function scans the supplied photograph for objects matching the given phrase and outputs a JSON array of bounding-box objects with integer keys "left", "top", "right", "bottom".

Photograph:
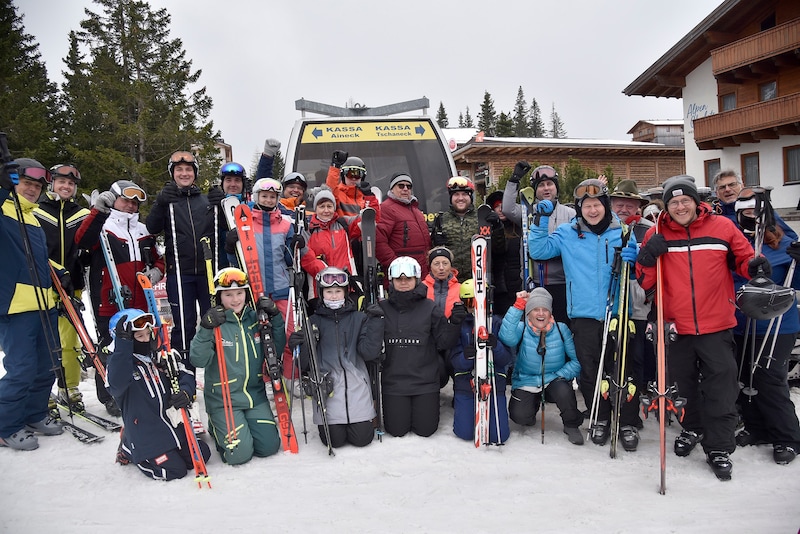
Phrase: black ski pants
[
  {"left": 382, "top": 392, "right": 439, "bottom": 437},
  {"left": 509, "top": 378, "right": 583, "bottom": 429},
  {"left": 322, "top": 421, "right": 375, "bottom": 448}
]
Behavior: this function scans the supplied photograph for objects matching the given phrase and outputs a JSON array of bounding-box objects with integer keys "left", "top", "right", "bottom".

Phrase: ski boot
[
  {"left": 104, "top": 398, "right": 122, "bottom": 417},
  {"left": 590, "top": 420, "right": 610, "bottom": 445},
  {"left": 773, "top": 445, "right": 797, "bottom": 465},
  {"left": 0, "top": 430, "right": 39, "bottom": 451},
  {"left": 620, "top": 425, "right": 639, "bottom": 451},
  {"left": 674, "top": 429, "right": 703, "bottom": 457},
  {"left": 563, "top": 427, "right": 584, "bottom": 446},
  {"left": 706, "top": 450, "right": 732, "bottom": 480},
  {"left": 58, "top": 387, "right": 85, "bottom": 413},
  {"left": 25, "top": 415, "right": 64, "bottom": 436}
]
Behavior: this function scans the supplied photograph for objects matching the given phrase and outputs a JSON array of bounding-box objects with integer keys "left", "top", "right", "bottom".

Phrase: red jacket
[
  {"left": 301, "top": 213, "right": 357, "bottom": 299},
  {"left": 636, "top": 203, "right": 753, "bottom": 335},
  {"left": 326, "top": 166, "right": 381, "bottom": 220},
  {"left": 422, "top": 271, "right": 461, "bottom": 318},
  {"left": 377, "top": 195, "right": 432, "bottom": 280}
]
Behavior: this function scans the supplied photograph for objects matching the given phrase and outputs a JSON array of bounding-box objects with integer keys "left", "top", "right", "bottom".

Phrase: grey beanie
[
  {"left": 525, "top": 287, "right": 553, "bottom": 316},
  {"left": 662, "top": 175, "right": 700, "bottom": 206},
  {"left": 313, "top": 189, "right": 336, "bottom": 211},
  {"left": 389, "top": 173, "right": 413, "bottom": 190}
]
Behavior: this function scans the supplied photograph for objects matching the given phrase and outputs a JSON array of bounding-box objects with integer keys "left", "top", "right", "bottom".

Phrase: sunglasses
[
  {"left": 129, "top": 313, "right": 156, "bottom": 331},
  {"left": 574, "top": 182, "right": 607, "bottom": 199},
  {"left": 220, "top": 162, "right": 245, "bottom": 177},
  {"left": 534, "top": 167, "right": 557, "bottom": 180},
  {"left": 394, "top": 182, "right": 412, "bottom": 190},
  {"left": 344, "top": 168, "right": 366, "bottom": 180},
  {"left": 20, "top": 167, "right": 52, "bottom": 184},
  {"left": 170, "top": 151, "right": 197, "bottom": 165},
  {"left": 119, "top": 186, "right": 147, "bottom": 202},
  {"left": 50, "top": 165, "right": 81, "bottom": 181},
  {"left": 447, "top": 177, "right": 473, "bottom": 190},
  {"left": 319, "top": 271, "right": 349, "bottom": 287},
  {"left": 216, "top": 268, "right": 249, "bottom": 290}
]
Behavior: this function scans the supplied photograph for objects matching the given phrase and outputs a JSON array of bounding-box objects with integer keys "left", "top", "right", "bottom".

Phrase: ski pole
[
  {"left": 537, "top": 331, "right": 546, "bottom": 444},
  {"left": 168, "top": 203, "right": 188, "bottom": 355}
]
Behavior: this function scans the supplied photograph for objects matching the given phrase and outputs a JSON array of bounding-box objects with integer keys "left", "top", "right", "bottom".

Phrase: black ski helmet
[
  {"left": 531, "top": 165, "right": 559, "bottom": 195},
  {"left": 340, "top": 157, "right": 366, "bottom": 183},
  {"left": 736, "top": 275, "right": 795, "bottom": 320}
]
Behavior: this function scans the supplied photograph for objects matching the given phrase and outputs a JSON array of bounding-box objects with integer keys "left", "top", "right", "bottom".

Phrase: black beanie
[{"left": 662, "top": 175, "right": 700, "bottom": 206}]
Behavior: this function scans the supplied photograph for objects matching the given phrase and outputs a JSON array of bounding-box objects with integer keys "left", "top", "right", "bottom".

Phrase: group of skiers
[{"left": 1, "top": 140, "right": 799, "bottom": 483}]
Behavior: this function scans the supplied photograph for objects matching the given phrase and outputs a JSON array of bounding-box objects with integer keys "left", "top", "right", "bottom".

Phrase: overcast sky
[{"left": 17, "top": 0, "right": 724, "bottom": 164}]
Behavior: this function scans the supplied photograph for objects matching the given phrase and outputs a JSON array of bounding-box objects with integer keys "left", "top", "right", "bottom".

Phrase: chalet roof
[
  {"left": 623, "top": 0, "right": 779, "bottom": 98},
  {"left": 451, "top": 137, "right": 684, "bottom": 160},
  {"left": 626, "top": 119, "right": 684, "bottom": 134}
]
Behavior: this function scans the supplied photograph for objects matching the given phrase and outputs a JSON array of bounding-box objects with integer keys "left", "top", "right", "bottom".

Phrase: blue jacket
[
  {"left": 107, "top": 337, "right": 195, "bottom": 464},
  {"left": 529, "top": 213, "right": 625, "bottom": 321},
  {"left": 450, "top": 314, "right": 512, "bottom": 396},
  {"left": 499, "top": 306, "right": 580, "bottom": 388}
]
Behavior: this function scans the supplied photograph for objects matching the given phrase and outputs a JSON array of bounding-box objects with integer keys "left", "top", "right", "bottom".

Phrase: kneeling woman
[{"left": 190, "top": 268, "right": 284, "bottom": 465}]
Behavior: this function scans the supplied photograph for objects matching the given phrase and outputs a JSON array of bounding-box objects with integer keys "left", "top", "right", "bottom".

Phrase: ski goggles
[
  {"left": 169, "top": 151, "right": 197, "bottom": 166},
  {"left": 115, "top": 184, "right": 147, "bottom": 202},
  {"left": 129, "top": 313, "right": 156, "bottom": 331},
  {"left": 215, "top": 268, "right": 250, "bottom": 290},
  {"left": 50, "top": 164, "right": 81, "bottom": 181},
  {"left": 388, "top": 262, "right": 421, "bottom": 280},
  {"left": 220, "top": 162, "right": 245, "bottom": 177},
  {"left": 447, "top": 176, "right": 473, "bottom": 191},
  {"left": 318, "top": 271, "right": 349, "bottom": 288},
  {"left": 533, "top": 166, "right": 557, "bottom": 180},
  {"left": 574, "top": 180, "right": 607, "bottom": 199},
  {"left": 343, "top": 167, "right": 366, "bottom": 180},
  {"left": 19, "top": 166, "right": 52, "bottom": 185}
]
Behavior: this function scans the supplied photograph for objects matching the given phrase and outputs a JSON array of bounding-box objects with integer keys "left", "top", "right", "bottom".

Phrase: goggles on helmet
[
  {"left": 220, "top": 162, "right": 245, "bottom": 177},
  {"left": 20, "top": 166, "right": 52, "bottom": 184},
  {"left": 129, "top": 312, "right": 156, "bottom": 331},
  {"left": 388, "top": 261, "right": 421, "bottom": 280},
  {"left": 50, "top": 165, "right": 81, "bottom": 182},
  {"left": 574, "top": 180, "right": 607, "bottom": 200},
  {"left": 533, "top": 166, "right": 557, "bottom": 180},
  {"left": 343, "top": 167, "right": 366, "bottom": 181},
  {"left": 447, "top": 176, "right": 474, "bottom": 191},
  {"left": 170, "top": 151, "right": 197, "bottom": 166},
  {"left": 115, "top": 184, "right": 147, "bottom": 202},
  {"left": 215, "top": 268, "right": 249, "bottom": 291},
  {"left": 318, "top": 270, "right": 349, "bottom": 288}
]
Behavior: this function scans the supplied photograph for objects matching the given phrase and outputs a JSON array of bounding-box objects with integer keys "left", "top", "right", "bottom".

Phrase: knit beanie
[
  {"left": 662, "top": 175, "right": 700, "bottom": 206},
  {"left": 525, "top": 287, "right": 553, "bottom": 316},
  {"left": 313, "top": 189, "right": 336, "bottom": 211}
]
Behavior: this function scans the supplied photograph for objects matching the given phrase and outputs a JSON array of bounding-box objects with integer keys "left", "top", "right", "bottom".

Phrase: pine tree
[
  {"left": 458, "top": 112, "right": 464, "bottom": 128},
  {"left": 477, "top": 91, "right": 496, "bottom": 136},
  {"left": 0, "top": 2, "right": 60, "bottom": 162},
  {"left": 67, "top": 0, "right": 220, "bottom": 194},
  {"left": 495, "top": 112, "right": 514, "bottom": 137},
  {"left": 464, "top": 107, "right": 474, "bottom": 128},
  {"left": 436, "top": 101, "right": 449, "bottom": 128},
  {"left": 548, "top": 103, "right": 567, "bottom": 138},
  {"left": 512, "top": 86, "right": 529, "bottom": 137},
  {"left": 528, "top": 98, "right": 546, "bottom": 137}
]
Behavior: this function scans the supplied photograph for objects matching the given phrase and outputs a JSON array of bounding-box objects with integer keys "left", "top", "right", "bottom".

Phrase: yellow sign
[{"left": 300, "top": 121, "right": 438, "bottom": 143}]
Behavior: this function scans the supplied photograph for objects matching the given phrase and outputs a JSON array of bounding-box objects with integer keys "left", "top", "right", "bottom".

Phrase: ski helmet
[
  {"left": 110, "top": 180, "right": 147, "bottom": 202},
  {"left": 387, "top": 256, "right": 421, "bottom": 280},
  {"left": 573, "top": 179, "right": 608, "bottom": 205},
  {"left": 531, "top": 166, "right": 560, "bottom": 195},
  {"left": 340, "top": 157, "right": 366, "bottom": 182},
  {"left": 213, "top": 267, "right": 250, "bottom": 294},
  {"left": 109, "top": 308, "right": 155, "bottom": 339},
  {"left": 168, "top": 151, "right": 199, "bottom": 179},
  {"left": 447, "top": 176, "right": 475, "bottom": 204},
  {"left": 282, "top": 172, "right": 308, "bottom": 190},
  {"left": 736, "top": 275, "right": 795, "bottom": 321},
  {"left": 459, "top": 278, "right": 475, "bottom": 299},
  {"left": 13, "top": 158, "right": 50, "bottom": 186},
  {"left": 220, "top": 161, "right": 246, "bottom": 180},
  {"left": 252, "top": 177, "right": 282, "bottom": 196},
  {"left": 49, "top": 164, "right": 82, "bottom": 187},
  {"left": 316, "top": 267, "right": 349, "bottom": 291}
]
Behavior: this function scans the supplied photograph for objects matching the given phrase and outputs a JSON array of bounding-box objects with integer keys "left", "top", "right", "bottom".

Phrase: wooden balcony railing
[
  {"left": 694, "top": 93, "right": 800, "bottom": 147},
  {"left": 711, "top": 18, "right": 800, "bottom": 75}
]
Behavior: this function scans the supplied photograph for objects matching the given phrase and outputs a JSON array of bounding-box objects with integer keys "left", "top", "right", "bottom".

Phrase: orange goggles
[
  {"left": 50, "top": 165, "right": 81, "bottom": 181},
  {"left": 169, "top": 151, "right": 197, "bottom": 165}
]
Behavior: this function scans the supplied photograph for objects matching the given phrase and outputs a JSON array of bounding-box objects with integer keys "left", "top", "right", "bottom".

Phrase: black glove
[
  {"left": 200, "top": 305, "right": 227, "bottom": 329},
  {"left": 59, "top": 273, "right": 74, "bottom": 296},
  {"left": 787, "top": 241, "right": 800, "bottom": 262},
  {"left": 115, "top": 315, "right": 133, "bottom": 341},
  {"left": 331, "top": 150, "right": 349, "bottom": 168},
  {"left": 288, "top": 330, "right": 305, "bottom": 350},
  {"left": 748, "top": 256, "right": 772, "bottom": 278},
  {"left": 486, "top": 333, "right": 498, "bottom": 349},
  {"left": 358, "top": 181, "right": 374, "bottom": 196},
  {"left": 168, "top": 390, "right": 192, "bottom": 409},
  {"left": 207, "top": 186, "right": 224, "bottom": 207},
  {"left": 431, "top": 231, "right": 447, "bottom": 247},
  {"left": 364, "top": 303, "right": 384, "bottom": 318},
  {"left": 463, "top": 345, "right": 477, "bottom": 360},
  {"left": 485, "top": 211, "right": 499, "bottom": 225},
  {"left": 224, "top": 229, "right": 239, "bottom": 254},
  {"left": 450, "top": 302, "right": 468, "bottom": 324},
  {"left": 257, "top": 296, "right": 280, "bottom": 318},
  {"left": 0, "top": 163, "right": 15, "bottom": 191},
  {"left": 156, "top": 181, "right": 181, "bottom": 206},
  {"left": 510, "top": 161, "right": 531, "bottom": 183},
  {"left": 289, "top": 233, "right": 306, "bottom": 250},
  {"left": 637, "top": 234, "right": 668, "bottom": 267}
]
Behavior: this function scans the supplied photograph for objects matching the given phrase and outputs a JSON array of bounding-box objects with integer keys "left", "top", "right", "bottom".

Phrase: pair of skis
[
  {"left": 471, "top": 204, "right": 502, "bottom": 447},
  {"left": 360, "top": 207, "right": 385, "bottom": 442}
]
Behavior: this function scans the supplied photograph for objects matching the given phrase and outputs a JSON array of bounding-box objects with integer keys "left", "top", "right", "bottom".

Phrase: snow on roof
[
  {"left": 472, "top": 136, "right": 670, "bottom": 148},
  {"left": 441, "top": 128, "right": 479, "bottom": 144}
]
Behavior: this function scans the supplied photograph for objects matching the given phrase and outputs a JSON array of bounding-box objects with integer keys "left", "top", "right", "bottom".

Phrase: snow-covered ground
[{"left": 0, "top": 360, "right": 799, "bottom": 533}]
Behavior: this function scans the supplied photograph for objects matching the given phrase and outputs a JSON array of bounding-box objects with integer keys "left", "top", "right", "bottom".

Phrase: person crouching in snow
[
  {"left": 190, "top": 268, "right": 284, "bottom": 465},
  {"left": 106, "top": 309, "right": 211, "bottom": 480},
  {"left": 499, "top": 288, "right": 584, "bottom": 445},
  {"left": 288, "top": 267, "right": 385, "bottom": 448},
  {"left": 450, "top": 279, "right": 512, "bottom": 444}
]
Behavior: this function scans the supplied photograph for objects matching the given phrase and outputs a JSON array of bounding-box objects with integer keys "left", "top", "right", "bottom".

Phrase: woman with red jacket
[{"left": 377, "top": 173, "right": 431, "bottom": 280}]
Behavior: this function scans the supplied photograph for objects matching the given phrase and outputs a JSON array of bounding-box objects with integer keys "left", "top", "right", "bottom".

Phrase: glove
[
  {"left": 224, "top": 229, "right": 239, "bottom": 254},
  {"left": 141, "top": 265, "right": 163, "bottom": 284},
  {"left": 288, "top": 330, "right": 305, "bottom": 350},
  {"left": 536, "top": 199, "right": 554, "bottom": 215},
  {"left": 787, "top": 241, "right": 800, "bottom": 262},
  {"left": 431, "top": 230, "right": 447, "bottom": 247},
  {"left": 115, "top": 314, "right": 133, "bottom": 341},
  {"left": 358, "top": 181, "right": 374, "bottom": 196},
  {"left": 59, "top": 273, "right": 74, "bottom": 296},
  {"left": 620, "top": 239, "right": 639, "bottom": 266},
  {"left": 485, "top": 211, "right": 500, "bottom": 225},
  {"left": 486, "top": 333, "right": 498, "bottom": 349},
  {"left": 748, "top": 256, "right": 772, "bottom": 278},
  {"left": 450, "top": 302, "right": 468, "bottom": 324},
  {"left": 463, "top": 345, "right": 477, "bottom": 360},
  {"left": 510, "top": 161, "right": 531, "bottom": 183},
  {"left": 0, "top": 163, "right": 16, "bottom": 191},
  {"left": 257, "top": 296, "right": 280, "bottom": 318},
  {"left": 207, "top": 186, "right": 224, "bottom": 207},
  {"left": 637, "top": 234, "right": 668, "bottom": 267},
  {"left": 94, "top": 191, "right": 116, "bottom": 214},
  {"left": 364, "top": 303, "right": 384, "bottom": 318},
  {"left": 200, "top": 305, "right": 227, "bottom": 329},
  {"left": 289, "top": 233, "right": 306, "bottom": 250},
  {"left": 156, "top": 181, "right": 181, "bottom": 206},
  {"left": 331, "top": 150, "right": 349, "bottom": 168},
  {"left": 263, "top": 138, "right": 281, "bottom": 158},
  {"left": 168, "top": 390, "right": 192, "bottom": 409}
]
